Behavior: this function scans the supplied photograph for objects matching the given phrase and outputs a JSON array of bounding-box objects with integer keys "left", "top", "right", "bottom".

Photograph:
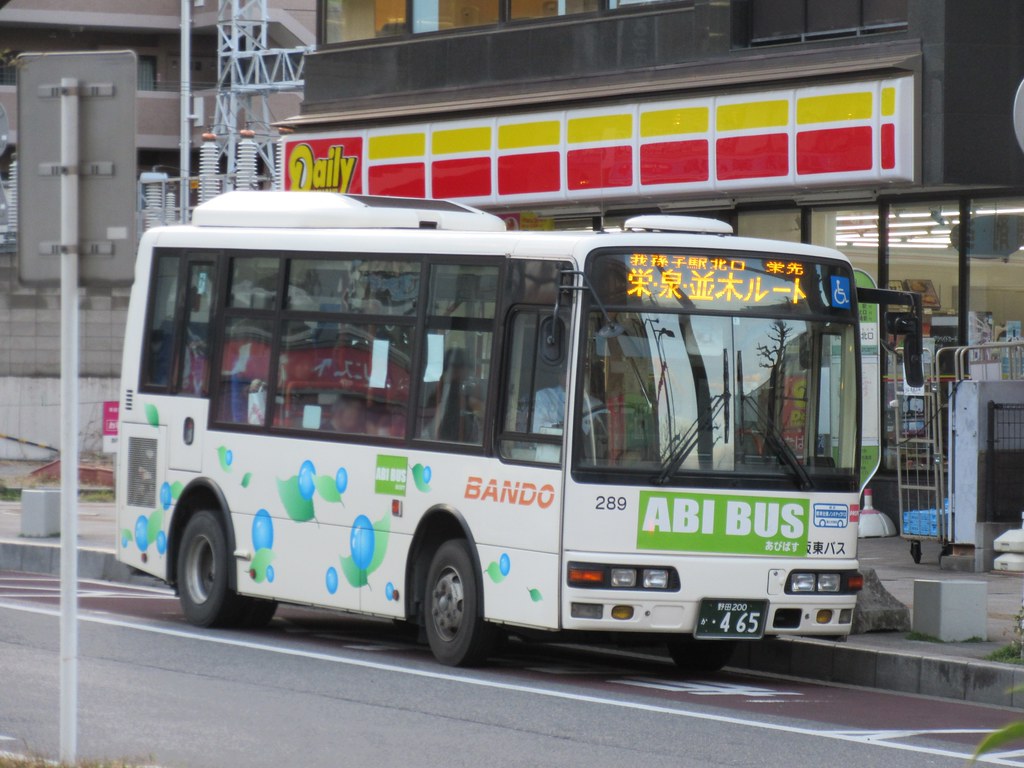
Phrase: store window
[
  {"left": 510, "top": 0, "right": 599, "bottom": 19},
  {"left": 413, "top": 0, "right": 499, "bottom": 32},
  {"left": 324, "top": 0, "right": 407, "bottom": 42},
  {"left": 968, "top": 198, "right": 1024, "bottom": 348},
  {"left": 735, "top": 209, "right": 801, "bottom": 242},
  {"left": 809, "top": 205, "right": 879, "bottom": 279}
]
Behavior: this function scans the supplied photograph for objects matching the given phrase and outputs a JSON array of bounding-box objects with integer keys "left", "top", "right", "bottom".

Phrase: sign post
[{"left": 17, "top": 51, "right": 137, "bottom": 764}]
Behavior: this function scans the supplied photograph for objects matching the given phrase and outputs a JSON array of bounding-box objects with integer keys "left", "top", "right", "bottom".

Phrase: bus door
[{"left": 168, "top": 256, "right": 218, "bottom": 472}]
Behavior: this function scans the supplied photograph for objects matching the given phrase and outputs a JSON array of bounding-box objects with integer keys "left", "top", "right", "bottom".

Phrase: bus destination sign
[{"left": 625, "top": 253, "right": 808, "bottom": 309}]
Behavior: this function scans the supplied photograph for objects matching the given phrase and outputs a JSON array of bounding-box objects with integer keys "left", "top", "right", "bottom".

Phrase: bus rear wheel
[
  {"left": 424, "top": 539, "right": 498, "bottom": 667},
  {"left": 666, "top": 637, "right": 737, "bottom": 672},
  {"left": 177, "top": 510, "right": 247, "bottom": 627}
]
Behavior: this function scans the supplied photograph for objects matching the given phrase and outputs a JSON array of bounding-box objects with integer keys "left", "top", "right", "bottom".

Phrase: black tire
[
  {"left": 666, "top": 637, "right": 737, "bottom": 672},
  {"left": 177, "top": 510, "right": 247, "bottom": 627},
  {"left": 424, "top": 539, "right": 498, "bottom": 667}
]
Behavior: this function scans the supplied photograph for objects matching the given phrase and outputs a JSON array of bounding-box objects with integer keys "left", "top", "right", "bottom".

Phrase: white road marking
[
  {"left": 616, "top": 677, "right": 801, "bottom": 697},
  {"left": 0, "top": 598, "right": 1020, "bottom": 766}
]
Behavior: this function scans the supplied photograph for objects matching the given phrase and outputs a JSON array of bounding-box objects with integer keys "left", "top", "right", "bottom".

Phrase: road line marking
[{"left": 0, "top": 598, "right": 1021, "bottom": 766}]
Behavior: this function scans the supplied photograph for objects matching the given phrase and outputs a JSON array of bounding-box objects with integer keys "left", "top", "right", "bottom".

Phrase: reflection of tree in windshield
[{"left": 756, "top": 320, "right": 793, "bottom": 423}]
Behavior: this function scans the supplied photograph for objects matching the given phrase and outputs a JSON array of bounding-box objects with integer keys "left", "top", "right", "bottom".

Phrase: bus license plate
[{"left": 695, "top": 599, "right": 767, "bottom": 639}]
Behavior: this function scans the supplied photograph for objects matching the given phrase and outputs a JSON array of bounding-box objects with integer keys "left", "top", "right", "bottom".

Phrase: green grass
[
  {"left": 0, "top": 488, "right": 113, "bottom": 503},
  {"left": 986, "top": 644, "right": 1024, "bottom": 664},
  {"left": 907, "top": 631, "right": 985, "bottom": 644}
]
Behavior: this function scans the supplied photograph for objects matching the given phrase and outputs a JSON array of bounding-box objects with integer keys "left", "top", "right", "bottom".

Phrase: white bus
[{"left": 116, "top": 191, "right": 923, "bottom": 668}]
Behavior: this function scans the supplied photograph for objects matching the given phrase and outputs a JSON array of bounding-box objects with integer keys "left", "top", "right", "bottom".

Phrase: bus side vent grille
[
  {"left": 124, "top": 390, "right": 134, "bottom": 411},
  {"left": 126, "top": 436, "right": 158, "bottom": 508}
]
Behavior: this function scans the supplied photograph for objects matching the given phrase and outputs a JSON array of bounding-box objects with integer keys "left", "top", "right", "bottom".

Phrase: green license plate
[{"left": 695, "top": 599, "right": 767, "bottom": 639}]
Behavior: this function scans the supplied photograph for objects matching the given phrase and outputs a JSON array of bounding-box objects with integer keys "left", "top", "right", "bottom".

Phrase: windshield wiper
[
  {"left": 654, "top": 348, "right": 731, "bottom": 486},
  {"left": 654, "top": 392, "right": 728, "bottom": 485},
  {"left": 740, "top": 389, "right": 813, "bottom": 491}
]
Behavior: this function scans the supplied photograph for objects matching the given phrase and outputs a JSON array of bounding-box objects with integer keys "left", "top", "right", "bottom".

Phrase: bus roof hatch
[
  {"left": 623, "top": 215, "right": 733, "bottom": 236},
  {"left": 190, "top": 191, "right": 508, "bottom": 232}
]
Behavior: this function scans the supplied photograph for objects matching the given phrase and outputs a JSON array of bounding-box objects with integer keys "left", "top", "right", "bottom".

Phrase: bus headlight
[
  {"left": 816, "top": 573, "right": 841, "bottom": 593},
  {"left": 789, "top": 572, "right": 817, "bottom": 592},
  {"left": 785, "top": 571, "right": 860, "bottom": 594},
  {"left": 643, "top": 569, "right": 670, "bottom": 589},
  {"left": 610, "top": 568, "right": 636, "bottom": 588}
]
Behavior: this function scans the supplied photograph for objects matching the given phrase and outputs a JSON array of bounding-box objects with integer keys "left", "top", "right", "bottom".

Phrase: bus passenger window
[
  {"left": 142, "top": 254, "right": 180, "bottom": 389},
  {"left": 421, "top": 347, "right": 482, "bottom": 443},
  {"left": 178, "top": 262, "right": 215, "bottom": 396},
  {"left": 218, "top": 318, "right": 273, "bottom": 424}
]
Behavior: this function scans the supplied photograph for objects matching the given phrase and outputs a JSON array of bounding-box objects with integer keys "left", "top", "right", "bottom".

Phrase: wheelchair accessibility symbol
[{"left": 830, "top": 276, "right": 851, "bottom": 309}]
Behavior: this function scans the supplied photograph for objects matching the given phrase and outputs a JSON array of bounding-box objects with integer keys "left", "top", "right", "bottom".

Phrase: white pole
[
  {"left": 59, "top": 76, "right": 80, "bottom": 765},
  {"left": 180, "top": 0, "right": 192, "bottom": 223}
]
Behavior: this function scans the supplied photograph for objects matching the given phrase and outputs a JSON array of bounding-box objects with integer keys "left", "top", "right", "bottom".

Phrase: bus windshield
[{"left": 575, "top": 250, "right": 859, "bottom": 489}]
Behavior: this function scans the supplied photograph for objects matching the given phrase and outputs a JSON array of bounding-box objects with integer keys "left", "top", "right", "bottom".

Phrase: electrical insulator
[{"left": 199, "top": 132, "right": 222, "bottom": 203}]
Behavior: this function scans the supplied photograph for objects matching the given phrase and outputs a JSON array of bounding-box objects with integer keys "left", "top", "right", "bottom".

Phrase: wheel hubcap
[
  {"left": 185, "top": 533, "right": 214, "bottom": 605},
  {"left": 431, "top": 566, "right": 464, "bottom": 642}
]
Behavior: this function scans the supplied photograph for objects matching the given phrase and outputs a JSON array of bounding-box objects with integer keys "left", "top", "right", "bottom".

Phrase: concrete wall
[
  {"left": 0, "top": 376, "right": 119, "bottom": 460},
  {"left": 0, "top": 246, "right": 125, "bottom": 458}
]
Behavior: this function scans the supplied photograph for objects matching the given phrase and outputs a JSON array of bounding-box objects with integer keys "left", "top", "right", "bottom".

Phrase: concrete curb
[
  {"left": 730, "top": 635, "right": 1024, "bottom": 708},
  {"left": 0, "top": 540, "right": 144, "bottom": 584},
  {"left": 3, "top": 539, "right": 1023, "bottom": 709}
]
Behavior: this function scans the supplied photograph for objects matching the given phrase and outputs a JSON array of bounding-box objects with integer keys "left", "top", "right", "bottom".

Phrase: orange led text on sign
[{"left": 626, "top": 254, "right": 807, "bottom": 305}]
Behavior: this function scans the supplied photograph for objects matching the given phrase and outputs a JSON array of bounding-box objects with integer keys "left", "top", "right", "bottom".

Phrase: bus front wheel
[
  {"left": 177, "top": 510, "right": 246, "bottom": 627},
  {"left": 424, "top": 539, "right": 498, "bottom": 667}
]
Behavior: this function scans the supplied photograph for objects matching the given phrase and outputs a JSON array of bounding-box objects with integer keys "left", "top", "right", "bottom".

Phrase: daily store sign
[{"left": 284, "top": 75, "right": 913, "bottom": 206}]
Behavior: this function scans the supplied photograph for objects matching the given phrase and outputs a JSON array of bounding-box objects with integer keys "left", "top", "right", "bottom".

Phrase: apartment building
[{"left": 0, "top": 0, "right": 313, "bottom": 458}]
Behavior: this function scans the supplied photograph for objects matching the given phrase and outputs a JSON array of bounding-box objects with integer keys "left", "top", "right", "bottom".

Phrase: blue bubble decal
[
  {"left": 500, "top": 552, "right": 511, "bottom": 576},
  {"left": 252, "top": 509, "right": 274, "bottom": 551},
  {"left": 159, "top": 482, "right": 172, "bottom": 511},
  {"left": 134, "top": 515, "right": 149, "bottom": 551},
  {"left": 335, "top": 467, "right": 348, "bottom": 495},
  {"left": 326, "top": 566, "right": 339, "bottom": 594},
  {"left": 386, "top": 582, "right": 394, "bottom": 601},
  {"left": 156, "top": 530, "right": 167, "bottom": 555},
  {"left": 266, "top": 565, "right": 275, "bottom": 583},
  {"left": 350, "top": 515, "right": 375, "bottom": 571},
  {"left": 298, "top": 460, "right": 316, "bottom": 501}
]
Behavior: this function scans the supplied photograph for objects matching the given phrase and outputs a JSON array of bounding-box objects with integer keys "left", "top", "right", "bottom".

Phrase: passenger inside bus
[
  {"left": 425, "top": 348, "right": 482, "bottom": 443},
  {"left": 329, "top": 394, "right": 366, "bottom": 435}
]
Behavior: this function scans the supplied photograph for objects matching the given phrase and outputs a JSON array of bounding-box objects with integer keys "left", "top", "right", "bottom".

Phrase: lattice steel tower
[{"left": 213, "top": 0, "right": 310, "bottom": 186}]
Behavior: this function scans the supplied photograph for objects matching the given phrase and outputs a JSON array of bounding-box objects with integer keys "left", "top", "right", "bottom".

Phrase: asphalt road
[{"left": 1, "top": 572, "right": 1023, "bottom": 768}]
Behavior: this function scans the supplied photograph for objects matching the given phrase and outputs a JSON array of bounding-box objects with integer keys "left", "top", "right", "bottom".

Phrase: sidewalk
[{"left": 2, "top": 497, "right": 1024, "bottom": 707}]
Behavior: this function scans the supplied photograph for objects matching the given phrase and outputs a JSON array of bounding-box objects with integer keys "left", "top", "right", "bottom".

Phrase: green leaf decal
[
  {"left": 276, "top": 476, "right": 316, "bottom": 522},
  {"left": 241, "top": 472, "right": 252, "bottom": 488},
  {"left": 170, "top": 481, "right": 184, "bottom": 500},
  {"left": 144, "top": 403, "right": 159, "bottom": 427},
  {"left": 217, "top": 446, "right": 232, "bottom": 472},
  {"left": 339, "top": 555, "right": 368, "bottom": 588},
  {"left": 120, "top": 528, "right": 133, "bottom": 547},
  {"left": 412, "top": 463, "right": 431, "bottom": 492},
  {"left": 315, "top": 475, "right": 341, "bottom": 503},
  {"left": 250, "top": 548, "right": 276, "bottom": 583},
  {"left": 146, "top": 508, "right": 164, "bottom": 547},
  {"left": 528, "top": 588, "right": 543, "bottom": 602},
  {"left": 485, "top": 562, "right": 506, "bottom": 583}
]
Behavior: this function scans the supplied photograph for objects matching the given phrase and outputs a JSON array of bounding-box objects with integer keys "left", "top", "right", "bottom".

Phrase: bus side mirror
[{"left": 890, "top": 313, "right": 925, "bottom": 388}]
